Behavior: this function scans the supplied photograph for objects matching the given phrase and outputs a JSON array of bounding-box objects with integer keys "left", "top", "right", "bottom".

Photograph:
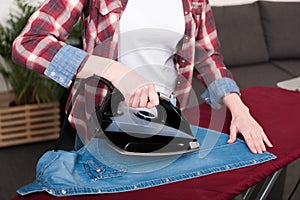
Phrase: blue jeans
[{"left": 17, "top": 125, "right": 276, "bottom": 197}]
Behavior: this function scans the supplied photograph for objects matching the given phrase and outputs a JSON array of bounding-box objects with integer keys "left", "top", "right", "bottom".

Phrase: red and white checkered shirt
[{"left": 12, "top": 0, "right": 237, "bottom": 143}]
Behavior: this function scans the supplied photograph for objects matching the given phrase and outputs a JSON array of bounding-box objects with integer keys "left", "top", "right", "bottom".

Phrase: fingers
[
  {"left": 129, "top": 86, "right": 148, "bottom": 108},
  {"left": 228, "top": 125, "right": 269, "bottom": 154},
  {"left": 243, "top": 131, "right": 264, "bottom": 154},
  {"left": 228, "top": 125, "right": 238, "bottom": 144},
  {"left": 262, "top": 132, "right": 273, "bottom": 148},
  {"left": 229, "top": 111, "right": 274, "bottom": 154},
  {"left": 147, "top": 85, "right": 159, "bottom": 108},
  {"left": 129, "top": 84, "right": 159, "bottom": 108},
  {"left": 239, "top": 129, "right": 273, "bottom": 154}
]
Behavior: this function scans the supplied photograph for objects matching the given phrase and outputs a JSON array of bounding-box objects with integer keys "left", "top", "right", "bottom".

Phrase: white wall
[
  {"left": 0, "top": 0, "right": 15, "bottom": 25},
  {"left": 0, "top": 0, "right": 43, "bottom": 25}
]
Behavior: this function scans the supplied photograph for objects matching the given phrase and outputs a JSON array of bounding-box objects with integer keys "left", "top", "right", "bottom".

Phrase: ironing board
[{"left": 12, "top": 86, "right": 300, "bottom": 200}]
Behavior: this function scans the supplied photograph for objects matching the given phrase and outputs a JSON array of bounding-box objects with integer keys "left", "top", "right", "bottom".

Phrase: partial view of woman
[{"left": 12, "top": 0, "right": 272, "bottom": 154}]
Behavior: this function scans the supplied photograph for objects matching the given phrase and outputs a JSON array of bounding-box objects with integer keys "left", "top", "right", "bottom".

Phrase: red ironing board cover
[{"left": 12, "top": 86, "right": 300, "bottom": 200}]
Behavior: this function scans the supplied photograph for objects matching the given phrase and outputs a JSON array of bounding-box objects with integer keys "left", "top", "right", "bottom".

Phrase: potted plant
[{"left": 0, "top": 0, "right": 66, "bottom": 147}]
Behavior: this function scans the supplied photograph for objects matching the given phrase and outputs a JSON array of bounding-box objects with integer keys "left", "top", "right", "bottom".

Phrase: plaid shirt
[{"left": 12, "top": 0, "right": 239, "bottom": 142}]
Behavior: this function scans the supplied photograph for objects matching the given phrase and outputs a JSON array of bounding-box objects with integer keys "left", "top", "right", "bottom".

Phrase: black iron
[{"left": 88, "top": 75, "right": 200, "bottom": 156}]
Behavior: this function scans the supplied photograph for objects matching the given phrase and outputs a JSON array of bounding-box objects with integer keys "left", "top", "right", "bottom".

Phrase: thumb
[{"left": 228, "top": 125, "right": 238, "bottom": 144}]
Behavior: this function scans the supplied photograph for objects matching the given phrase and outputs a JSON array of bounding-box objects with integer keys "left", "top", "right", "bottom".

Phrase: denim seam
[
  {"left": 36, "top": 151, "right": 61, "bottom": 178},
  {"left": 89, "top": 152, "right": 128, "bottom": 171},
  {"left": 36, "top": 153, "right": 275, "bottom": 196},
  {"left": 36, "top": 154, "right": 275, "bottom": 196},
  {"left": 199, "top": 141, "right": 243, "bottom": 152},
  {"left": 83, "top": 160, "right": 126, "bottom": 181}
]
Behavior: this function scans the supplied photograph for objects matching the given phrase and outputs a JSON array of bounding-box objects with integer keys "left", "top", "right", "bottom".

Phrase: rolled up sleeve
[
  {"left": 44, "top": 45, "right": 88, "bottom": 88},
  {"left": 201, "top": 78, "right": 240, "bottom": 109}
]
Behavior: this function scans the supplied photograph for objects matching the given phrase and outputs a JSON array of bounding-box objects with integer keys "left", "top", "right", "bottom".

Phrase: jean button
[{"left": 96, "top": 169, "right": 102, "bottom": 173}]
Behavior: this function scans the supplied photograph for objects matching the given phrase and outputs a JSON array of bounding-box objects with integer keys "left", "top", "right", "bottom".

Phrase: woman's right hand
[{"left": 77, "top": 55, "right": 159, "bottom": 108}]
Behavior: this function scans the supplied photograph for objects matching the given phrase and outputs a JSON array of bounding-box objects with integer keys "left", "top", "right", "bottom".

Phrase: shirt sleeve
[
  {"left": 11, "top": 0, "right": 87, "bottom": 88},
  {"left": 44, "top": 45, "right": 88, "bottom": 88},
  {"left": 201, "top": 78, "right": 240, "bottom": 109},
  {"left": 194, "top": 0, "right": 240, "bottom": 108}
]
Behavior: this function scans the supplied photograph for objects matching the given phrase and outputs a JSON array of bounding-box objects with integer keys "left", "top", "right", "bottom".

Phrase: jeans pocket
[{"left": 83, "top": 159, "right": 126, "bottom": 181}]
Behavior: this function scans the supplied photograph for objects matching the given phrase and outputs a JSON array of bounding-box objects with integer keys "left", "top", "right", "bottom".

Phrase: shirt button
[
  {"left": 50, "top": 71, "right": 56, "bottom": 77},
  {"left": 101, "top": 8, "right": 109, "bottom": 14},
  {"left": 59, "top": 77, "right": 65, "bottom": 83}
]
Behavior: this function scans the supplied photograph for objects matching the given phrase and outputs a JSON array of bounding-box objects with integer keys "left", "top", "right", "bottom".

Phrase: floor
[{"left": 0, "top": 139, "right": 299, "bottom": 200}]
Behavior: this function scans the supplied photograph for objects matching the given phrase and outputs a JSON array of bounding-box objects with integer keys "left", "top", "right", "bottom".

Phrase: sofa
[
  {"left": 191, "top": 0, "right": 300, "bottom": 105},
  {"left": 194, "top": 1, "right": 300, "bottom": 198}
]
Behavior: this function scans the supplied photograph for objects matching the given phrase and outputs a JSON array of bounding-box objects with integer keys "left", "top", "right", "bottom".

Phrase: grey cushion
[
  {"left": 259, "top": 1, "right": 300, "bottom": 59},
  {"left": 212, "top": 3, "right": 269, "bottom": 67},
  {"left": 229, "top": 63, "right": 292, "bottom": 89},
  {"left": 272, "top": 60, "right": 300, "bottom": 77}
]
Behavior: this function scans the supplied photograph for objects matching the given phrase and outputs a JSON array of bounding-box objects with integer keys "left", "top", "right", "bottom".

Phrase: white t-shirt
[{"left": 118, "top": 0, "right": 185, "bottom": 96}]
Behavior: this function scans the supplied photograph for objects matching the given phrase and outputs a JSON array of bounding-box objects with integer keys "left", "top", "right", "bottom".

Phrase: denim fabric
[
  {"left": 44, "top": 45, "right": 88, "bottom": 88},
  {"left": 17, "top": 125, "right": 276, "bottom": 197}
]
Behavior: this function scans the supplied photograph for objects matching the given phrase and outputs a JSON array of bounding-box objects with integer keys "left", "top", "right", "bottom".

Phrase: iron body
[{"left": 88, "top": 76, "right": 200, "bottom": 156}]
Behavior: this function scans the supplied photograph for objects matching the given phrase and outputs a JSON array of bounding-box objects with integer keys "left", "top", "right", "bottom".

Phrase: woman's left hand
[{"left": 223, "top": 93, "right": 273, "bottom": 154}]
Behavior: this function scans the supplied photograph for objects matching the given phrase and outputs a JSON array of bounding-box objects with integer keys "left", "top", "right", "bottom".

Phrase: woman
[{"left": 12, "top": 0, "right": 272, "bottom": 154}]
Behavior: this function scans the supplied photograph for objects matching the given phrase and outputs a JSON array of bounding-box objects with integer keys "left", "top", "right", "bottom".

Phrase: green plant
[
  {"left": 0, "top": 0, "right": 66, "bottom": 105},
  {"left": 0, "top": 0, "right": 63, "bottom": 105}
]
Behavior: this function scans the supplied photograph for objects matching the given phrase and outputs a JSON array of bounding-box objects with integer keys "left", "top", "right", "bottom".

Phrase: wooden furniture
[{"left": 0, "top": 91, "right": 60, "bottom": 147}]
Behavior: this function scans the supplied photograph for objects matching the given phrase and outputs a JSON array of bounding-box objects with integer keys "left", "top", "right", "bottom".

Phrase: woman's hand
[
  {"left": 223, "top": 93, "right": 273, "bottom": 154},
  {"left": 77, "top": 55, "right": 159, "bottom": 108},
  {"left": 128, "top": 84, "right": 159, "bottom": 108}
]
